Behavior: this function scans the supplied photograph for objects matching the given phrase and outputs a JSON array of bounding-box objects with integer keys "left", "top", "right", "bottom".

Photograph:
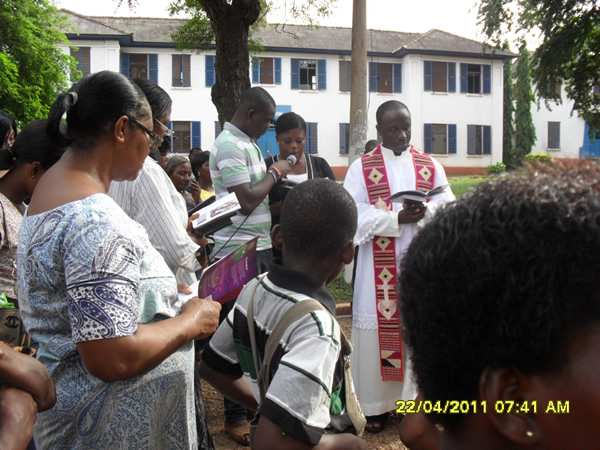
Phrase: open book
[
  {"left": 178, "top": 237, "right": 258, "bottom": 305},
  {"left": 388, "top": 184, "right": 450, "bottom": 203},
  {"left": 191, "top": 192, "right": 241, "bottom": 235}
]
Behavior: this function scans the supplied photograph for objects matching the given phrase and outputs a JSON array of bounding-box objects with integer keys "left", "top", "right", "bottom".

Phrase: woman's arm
[
  {"left": 0, "top": 342, "right": 55, "bottom": 411},
  {"left": 77, "top": 297, "right": 221, "bottom": 383}
]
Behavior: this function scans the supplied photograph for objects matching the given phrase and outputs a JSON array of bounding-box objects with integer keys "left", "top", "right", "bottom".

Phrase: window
[
  {"left": 339, "top": 123, "right": 350, "bottom": 154},
  {"left": 168, "top": 121, "right": 201, "bottom": 154},
  {"left": 424, "top": 61, "right": 456, "bottom": 93},
  {"left": 291, "top": 59, "right": 326, "bottom": 90},
  {"left": 70, "top": 47, "right": 90, "bottom": 80},
  {"left": 467, "top": 125, "right": 492, "bottom": 155},
  {"left": 424, "top": 124, "right": 457, "bottom": 155},
  {"left": 369, "top": 62, "right": 401, "bottom": 93},
  {"left": 460, "top": 63, "right": 491, "bottom": 94},
  {"left": 541, "top": 81, "right": 561, "bottom": 99},
  {"left": 206, "top": 55, "right": 215, "bottom": 87},
  {"left": 120, "top": 53, "right": 158, "bottom": 83},
  {"left": 252, "top": 57, "right": 281, "bottom": 85},
  {"left": 306, "top": 122, "right": 318, "bottom": 154},
  {"left": 339, "top": 60, "right": 351, "bottom": 92},
  {"left": 548, "top": 122, "right": 560, "bottom": 149},
  {"left": 215, "top": 120, "right": 222, "bottom": 139},
  {"left": 172, "top": 54, "right": 191, "bottom": 87}
]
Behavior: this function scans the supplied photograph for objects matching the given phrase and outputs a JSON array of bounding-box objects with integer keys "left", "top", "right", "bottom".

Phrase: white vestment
[{"left": 343, "top": 146, "right": 454, "bottom": 416}]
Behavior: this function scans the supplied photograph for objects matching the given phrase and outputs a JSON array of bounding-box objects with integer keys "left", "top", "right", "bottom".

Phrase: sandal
[
  {"left": 365, "top": 412, "right": 390, "bottom": 434},
  {"left": 224, "top": 420, "right": 251, "bottom": 446}
]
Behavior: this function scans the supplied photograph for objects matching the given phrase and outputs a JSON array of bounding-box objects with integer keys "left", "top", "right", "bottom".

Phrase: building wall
[
  {"left": 61, "top": 39, "right": 506, "bottom": 175},
  {"left": 531, "top": 90, "right": 586, "bottom": 158}
]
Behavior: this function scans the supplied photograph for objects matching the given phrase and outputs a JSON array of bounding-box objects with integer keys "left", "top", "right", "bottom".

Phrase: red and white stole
[{"left": 361, "top": 144, "right": 435, "bottom": 381}]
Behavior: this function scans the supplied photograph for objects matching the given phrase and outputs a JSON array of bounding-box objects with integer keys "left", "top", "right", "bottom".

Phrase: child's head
[
  {"left": 399, "top": 162, "right": 600, "bottom": 447},
  {"left": 277, "top": 178, "right": 356, "bottom": 282}
]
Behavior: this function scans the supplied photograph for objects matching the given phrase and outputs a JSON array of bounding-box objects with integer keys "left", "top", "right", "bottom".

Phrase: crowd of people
[{"left": 0, "top": 69, "right": 596, "bottom": 450}]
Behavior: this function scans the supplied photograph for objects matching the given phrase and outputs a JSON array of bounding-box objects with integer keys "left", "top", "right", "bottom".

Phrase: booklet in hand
[
  {"left": 388, "top": 184, "right": 450, "bottom": 203},
  {"left": 177, "top": 237, "right": 258, "bottom": 305},
  {"left": 191, "top": 192, "right": 241, "bottom": 235},
  {"left": 187, "top": 195, "right": 216, "bottom": 217},
  {"left": 199, "top": 236, "right": 258, "bottom": 304}
]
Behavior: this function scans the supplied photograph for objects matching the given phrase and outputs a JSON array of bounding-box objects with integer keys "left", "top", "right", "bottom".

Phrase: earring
[{"left": 525, "top": 430, "right": 534, "bottom": 438}]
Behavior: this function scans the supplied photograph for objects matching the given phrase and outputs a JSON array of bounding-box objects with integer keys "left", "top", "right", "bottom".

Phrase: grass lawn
[
  {"left": 327, "top": 175, "right": 489, "bottom": 302},
  {"left": 449, "top": 176, "right": 488, "bottom": 197}
]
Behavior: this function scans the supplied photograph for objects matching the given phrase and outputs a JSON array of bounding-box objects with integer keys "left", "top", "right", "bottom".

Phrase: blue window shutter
[
  {"left": 393, "top": 63, "right": 402, "bottom": 93},
  {"left": 339, "top": 123, "right": 349, "bottom": 154},
  {"left": 424, "top": 124, "right": 433, "bottom": 154},
  {"left": 483, "top": 64, "right": 491, "bottom": 94},
  {"left": 318, "top": 59, "right": 327, "bottom": 90},
  {"left": 148, "top": 54, "right": 158, "bottom": 83},
  {"left": 120, "top": 53, "right": 130, "bottom": 77},
  {"left": 205, "top": 55, "right": 215, "bottom": 87},
  {"left": 424, "top": 61, "right": 432, "bottom": 91},
  {"left": 460, "top": 63, "right": 468, "bottom": 93},
  {"left": 483, "top": 125, "right": 491, "bottom": 154},
  {"left": 191, "top": 121, "right": 201, "bottom": 148},
  {"left": 448, "top": 124, "right": 457, "bottom": 154},
  {"left": 307, "top": 122, "right": 318, "bottom": 153},
  {"left": 172, "top": 55, "right": 182, "bottom": 87},
  {"left": 274, "top": 58, "right": 282, "bottom": 84},
  {"left": 252, "top": 57, "right": 259, "bottom": 84},
  {"left": 448, "top": 63, "right": 456, "bottom": 92},
  {"left": 291, "top": 59, "right": 300, "bottom": 89},
  {"left": 369, "top": 62, "right": 377, "bottom": 92}
]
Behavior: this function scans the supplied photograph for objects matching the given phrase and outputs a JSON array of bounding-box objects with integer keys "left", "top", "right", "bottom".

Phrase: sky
[{"left": 53, "top": 0, "right": 487, "bottom": 42}]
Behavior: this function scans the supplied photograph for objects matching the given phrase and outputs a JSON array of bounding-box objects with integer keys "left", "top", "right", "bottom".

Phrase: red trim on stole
[{"left": 360, "top": 145, "right": 435, "bottom": 382}]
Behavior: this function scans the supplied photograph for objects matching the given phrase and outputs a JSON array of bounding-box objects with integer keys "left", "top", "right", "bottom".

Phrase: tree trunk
[
  {"left": 348, "top": 0, "right": 368, "bottom": 167},
  {"left": 199, "top": 0, "right": 261, "bottom": 125}
]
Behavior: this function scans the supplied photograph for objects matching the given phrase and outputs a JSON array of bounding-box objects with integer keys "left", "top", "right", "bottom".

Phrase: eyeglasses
[
  {"left": 154, "top": 118, "right": 175, "bottom": 137},
  {"left": 128, "top": 116, "right": 162, "bottom": 149}
]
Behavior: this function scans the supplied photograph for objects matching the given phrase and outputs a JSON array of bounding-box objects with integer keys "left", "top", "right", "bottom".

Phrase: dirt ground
[{"left": 202, "top": 314, "right": 409, "bottom": 449}]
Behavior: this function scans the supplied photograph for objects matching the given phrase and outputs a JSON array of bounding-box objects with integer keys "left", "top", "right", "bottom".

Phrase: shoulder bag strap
[
  {"left": 258, "top": 298, "right": 366, "bottom": 437},
  {"left": 247, "top": 273, "right": 268, "bottom": 403}
]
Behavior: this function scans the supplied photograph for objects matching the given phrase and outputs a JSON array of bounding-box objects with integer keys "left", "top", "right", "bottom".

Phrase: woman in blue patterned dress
[{"left": 17, "top": 71, "right": 221, "bottom": 449}]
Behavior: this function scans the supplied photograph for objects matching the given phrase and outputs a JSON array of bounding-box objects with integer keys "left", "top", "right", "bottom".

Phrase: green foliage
[
  {"left": 502, "top": 42, "right": 516, "bottom": 168},
  {"left": 327, "top": 273, "right": 353, "bottom": 303},
  {"left": 513, "top": 42, "right": 536, "bottom": 166},
  {"left": 0, "top": 0, "right": 74, "bottom": 125},
  {"left": 487, "top": 161, "right": 507, "bottom": 174},
  {"left": 478, "top": 0, "right": 600, "bottom": 130},
  {"left": 525, "top": 152, "right": 553, "bottom": 165},
  {"left": 449, "top": 177, "right": 488, "bottom": 197}
]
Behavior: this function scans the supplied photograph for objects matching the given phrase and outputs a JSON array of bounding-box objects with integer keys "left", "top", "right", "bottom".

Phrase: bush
[
  {"left": 487, "top": 162, "right": 507, "bottom": 174},
  {"left": 525, "top": 153, "right": 553, "bottom": 165}
]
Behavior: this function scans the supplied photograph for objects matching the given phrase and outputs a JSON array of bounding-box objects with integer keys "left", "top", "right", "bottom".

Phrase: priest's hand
[{"left": 398, "top": 201, "right": 426, "bottom": 224}]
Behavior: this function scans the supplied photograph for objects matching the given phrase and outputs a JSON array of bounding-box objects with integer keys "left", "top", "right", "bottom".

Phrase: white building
[
  {"left": 61, "top": 10, "right": 516, "bottom": 177},
  {"left": 531, "top": 84, "right": 600, "bottom": 159}
]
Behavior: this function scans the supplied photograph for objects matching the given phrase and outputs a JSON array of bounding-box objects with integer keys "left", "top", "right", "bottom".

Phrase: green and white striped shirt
[{"left": 209, "top": 122, "right": 271, "bottom": 257}]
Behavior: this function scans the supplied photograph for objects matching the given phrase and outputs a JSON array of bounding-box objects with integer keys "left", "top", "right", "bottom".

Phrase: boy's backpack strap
[{"left": 248, "top": 289, "right": 365, "bottom": 437}]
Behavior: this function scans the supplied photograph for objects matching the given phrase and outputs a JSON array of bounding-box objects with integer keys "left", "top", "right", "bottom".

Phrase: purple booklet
[{"left": 198, "top": 237, "right": 258, "bottom": 304}]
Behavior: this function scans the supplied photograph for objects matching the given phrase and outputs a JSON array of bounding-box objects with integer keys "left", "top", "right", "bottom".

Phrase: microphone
[{"left": 286, "top": 155, "right": 297, "bottom": 166}]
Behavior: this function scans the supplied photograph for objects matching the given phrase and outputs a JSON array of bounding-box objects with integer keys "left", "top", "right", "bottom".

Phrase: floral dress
[{"left": 18, "top": 194, "right": 197, "bottom": 449}]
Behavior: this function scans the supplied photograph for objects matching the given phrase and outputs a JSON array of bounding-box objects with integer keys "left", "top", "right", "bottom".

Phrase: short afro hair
[
  {"left": 376, "top": 100, "right": 409, "bottom": 125},
  {"left": 280, "top": 178, "right": 357, "bottom": 261},
  {"left": 399, "top": 162, "right": 600, "bottom": 428}
]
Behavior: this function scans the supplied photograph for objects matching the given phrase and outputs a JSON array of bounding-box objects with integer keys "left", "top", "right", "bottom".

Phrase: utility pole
[{"left": 348, "top": 0, "right": 368, "bottom": 166}]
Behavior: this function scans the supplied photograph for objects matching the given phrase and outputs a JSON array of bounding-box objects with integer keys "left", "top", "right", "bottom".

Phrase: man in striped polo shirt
[
  {"left": 209, "top": 87, "right": 293, "bottom": 445},
  {"left": 209, "top": 87, "right": 292, "bottom": 267},
  {"left": 201, "top": 179, "right": 366, "bottom": 449}
]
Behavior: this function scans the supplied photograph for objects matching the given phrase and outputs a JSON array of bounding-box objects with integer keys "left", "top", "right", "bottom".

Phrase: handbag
[
  {"left": 246, "top": 275, "right": 365, "bottom": 446},
  {"left": 0, "top": 201, "right": 31, "bottom": 348}
]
